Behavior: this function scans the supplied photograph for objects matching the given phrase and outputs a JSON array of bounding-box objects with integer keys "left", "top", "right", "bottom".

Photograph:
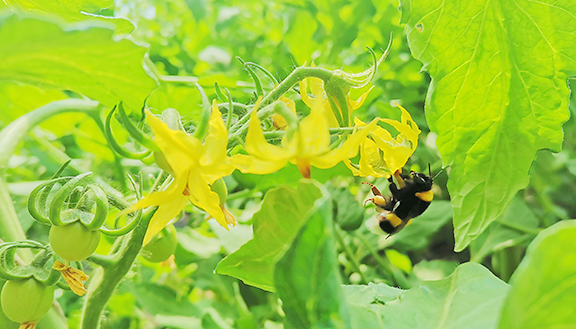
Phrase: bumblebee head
[{"left": 409, "top": 171, "right": 434, "bottom": 192}]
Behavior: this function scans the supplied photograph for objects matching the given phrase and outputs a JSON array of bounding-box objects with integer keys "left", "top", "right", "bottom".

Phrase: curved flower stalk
[
  {"left": 300, "top": 73, "right": 374, "bottom": 128},
  {"left": 345, "top": 103, "right": 421, "bottom": 177},
  {"left": 120, "top": 101, "right": 237, "bottom": 245},
  {"left": 234, "top": 91, "right": 379, "bottom": 178}
]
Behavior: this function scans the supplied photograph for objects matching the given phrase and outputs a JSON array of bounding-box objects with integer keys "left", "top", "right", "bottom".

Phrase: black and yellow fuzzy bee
[{"left": 364, "top": 168, "right": 434, "bottom": 236}]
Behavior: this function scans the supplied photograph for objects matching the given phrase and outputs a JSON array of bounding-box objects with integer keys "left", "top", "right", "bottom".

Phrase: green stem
[
  {"left": 355, "top": 233, "right": 394, "bottom": 279},
  {"left": 80, "top": 209, "right": 154, "bottom": 329},
  {"left": 333, "top": 225, "right": 368, "bottom": 284},
  {"left": 159, "top": 75, "right": 253, "bottom": 88},
  {"left": 0, "top": 99, "right": 100, "bottom": 256},
  {"left": 229, "top": 66, "right": 333, "bottom": 135},
  {"left": 494, "top": 219, "right": 542, "bottom": 235},
  {"left": 262, "top": 126, "right": 361, "bottom": 140}
]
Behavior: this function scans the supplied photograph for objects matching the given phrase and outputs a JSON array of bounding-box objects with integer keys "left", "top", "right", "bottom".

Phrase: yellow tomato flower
[
  {"left": 234, "top": 91, "right": 378, "bottom": 178},
  {"left": 121, "top": 101, "right": 237, "bottom": 245},
  {"left": 345, "top": 103, "right": 421, "bottom": 177},
  {"left": 300, "top": 74, "right": 373, "bottom": 127}
]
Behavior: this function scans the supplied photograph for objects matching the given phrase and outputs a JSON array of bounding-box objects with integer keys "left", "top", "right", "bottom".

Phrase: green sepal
[
  {"left": 100, "top": 172, "right": 142, "bottom": 236},
  {"left": 193, "top": 83, "right": 211, "bottom": 140},
  {"left": 105, "top": 105, "right": 152, "bottom": 159},
  {"left": 48, "top": 172, "right": 92, "bottom": 226},
  {"left": 237, "top": 56, "right": 264, "bottom": 98},
  {"left": 245, "top": 62, "right": 279, "bottom": 85},
  {"left": 117, "top": 102, "right": 159, "bottom": 151},
  {"left": 0, "top": 242, "right": 60, "bottom": 286},
  {"left": 214, "top": 81, "right": 228, "bottom": 102}
]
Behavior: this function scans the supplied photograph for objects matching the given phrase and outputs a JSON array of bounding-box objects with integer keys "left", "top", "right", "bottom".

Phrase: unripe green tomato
[
  {"left": 49, "top": 221, "right": 100, "bottom": 261},
  {"left": 143, "top": 225, "right": 177, "bottom": 263},
  {"left": 0, "top": 280, "right": 18, "bottom": 329},
  {"left": 210, "top": 178, "right": 228, "bottom": 205},
  {"left": 1, "top": 278, "right": 54, "bottom": 324}
]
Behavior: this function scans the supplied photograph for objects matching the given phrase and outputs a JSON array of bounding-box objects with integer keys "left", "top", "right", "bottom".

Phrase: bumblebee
[{"left": 364, "top": 168, "right": 434, "bottom": 236}]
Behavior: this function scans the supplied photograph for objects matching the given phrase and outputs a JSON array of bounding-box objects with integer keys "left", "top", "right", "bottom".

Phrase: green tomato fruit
[
  {"left": 1, "top": 278, "right": 54, "bottom": 324},
  {"left": 49, "top": 221, "right": 100, "bottom": 261},
  {"left": 143, "top": 225, "right": 177, "bottom": 263},
  {"left": 0, "top": 280, "right": 18, "bottom": 329}
]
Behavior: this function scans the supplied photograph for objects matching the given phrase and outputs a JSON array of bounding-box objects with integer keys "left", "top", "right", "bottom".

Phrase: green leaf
[
  {"left": 470, "top": 196, "right": 539, "bottom": 262},
  {"left": 216, "top": 180, "right": 324, "bottom": 292},
  {"left": 383, "top": 263, "right": 509, "bottom": 329},
  {"left": 412, "top": 259, "right": 459, "bottom": 281},
  {"left": 328, "top": 184, "right": 365, "bottom": 231},
  {"left": 0, "top": 13, "right": 157, "bottom": 110},
  {"left": 342, "top": 283, "right": 403, "bottom": 328},
  {"left": 498, "top": 220, "right": 576, "bottom": 329},
  {"left": 284, "top": 10, "right": 318, "bottom": 64},
  {"left": 4, "top": 0, "right": 134, "bottom": 34},
  {"left": 274, "top": 188, "right": 350, "bottom": 329},
  {"left": 401, "top": 0, "right": 576, "bottom": 251}
]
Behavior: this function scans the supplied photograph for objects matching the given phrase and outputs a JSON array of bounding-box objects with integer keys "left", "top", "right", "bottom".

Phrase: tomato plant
[{"left": 1, "top": 0, "right": 576, "bottom": 328}]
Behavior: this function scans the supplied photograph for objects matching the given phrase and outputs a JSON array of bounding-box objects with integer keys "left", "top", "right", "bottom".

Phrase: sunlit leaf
[
  {"left": 215, "top": 180, "right": 323, "bottom": 292},
  {"left": 412, "top": 259, "right": 458, "bottom": 281},
  {"left": 0, "top": 13, "right": 157, "bottom": 110},
  {"left": 498, "top": 220, "right": 576, "bottom": 329},
  {"left": 275, "top": 187, "right": 350, "bottom": 329},
  {"left": 384, "top": 263, "right": 508, "bottom": 329},
  {"left": 342, "top": 283, "right": 403, "bottom": 328},
  {"left": 401, "top": 0, "right": 576, "bottom": 251},
  {"left": 4, "top": 0, "right": 134, "bottom": 33}
]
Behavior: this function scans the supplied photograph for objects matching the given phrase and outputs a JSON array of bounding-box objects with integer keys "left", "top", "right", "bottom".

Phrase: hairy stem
[{"left": 80, "top": 209, "right": 154, "bottom": 329}]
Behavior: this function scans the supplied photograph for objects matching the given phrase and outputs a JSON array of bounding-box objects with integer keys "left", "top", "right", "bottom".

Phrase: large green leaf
[
  {"left": 384, "top": 263, "right": 508, "bottom": 329},
  {"left": 470, "top": 196, "right": 539, "bottom": 262},
  {"left": 216, "top": 180, "right": 323, "bottom": 292},
  {"left": 498, "top": 220, "right": 576, "bottom": 329},
  {"left": 341, "top": 263, "right": 508, "bottom": 328},
  {"left": 4, "top": 0, "right": 133, "bottom": 33},
  {"left": 343, "top": 283, "right": 403, "bottom": 328},
  {"left": 400, "top": 0, "right": 576, "bottom": 251},
  {"left": 274, "top": 188, "right": 350, "bottom": 329},
  {"left": 0, "top": 14, "right": 157, "bottom": 110}
]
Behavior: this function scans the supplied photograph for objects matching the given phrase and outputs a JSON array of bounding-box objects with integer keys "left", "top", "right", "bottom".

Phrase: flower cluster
[{"left": 124, "top": 79, "right": 420, "bottom": 243}]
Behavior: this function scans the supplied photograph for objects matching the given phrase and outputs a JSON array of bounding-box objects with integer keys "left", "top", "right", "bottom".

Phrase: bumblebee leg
[
  {"left": 362, "top": 182, "right": 382, "bottom": 196},
  {"left": 364, "top": 197, "right": 376, "bottom": 206},
  {"left": 364, "top": 195, "right": 389, "bottom": 208}
]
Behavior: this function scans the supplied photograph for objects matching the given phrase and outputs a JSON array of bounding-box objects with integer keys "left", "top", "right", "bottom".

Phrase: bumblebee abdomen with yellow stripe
[{"left": 364, "top": 170, "right": 434, "bottom": 236}]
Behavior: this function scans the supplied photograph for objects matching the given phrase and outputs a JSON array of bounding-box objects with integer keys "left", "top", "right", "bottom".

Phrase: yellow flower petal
[
  {"left": 187, "top": 171, "right": 232, "bottom": 229},
  {"left": 143, "top": 194, "right": 189, "bottom": 245},
  {"left": 145, "top": 110, "right": 201, "bottom": 175},
  {"left": 53, "top": 260, "right": 89, "bottom": 296},
  {"left": 201, "top": 100, "right": 229, "bottom": 166},
  {"left": 245, "top": 107, "right": 291, "bottom": 162},
  {"left": 348, "top": 86, "right": 374, "bottom": 110},
  {"left": 311, "top": 119, "right": 378, "bottom": 169},
  {"left": 232, "top": 153, "right": 287, "bottom": 175}
]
